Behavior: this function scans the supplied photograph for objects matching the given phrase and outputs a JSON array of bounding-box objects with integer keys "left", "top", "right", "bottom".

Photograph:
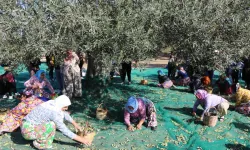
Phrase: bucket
[
  {"left": 203, "top": 107, "right": 218, "bottom": 127},
  {"left": 140, "top": 79, "right": 148, "bottom": 85},
  {"left": 96, "top": 104, "right": 108, "bottom": 120},
  {"left": 76, "top": 122, "right": 95, "bottom": 143},
  {"left": 77, "top": 131, "right": 96, "bottom": 143}
]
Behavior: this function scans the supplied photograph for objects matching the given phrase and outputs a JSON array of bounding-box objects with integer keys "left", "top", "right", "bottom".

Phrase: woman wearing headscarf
[
  {"left": 234, "top": 83, "right": 250, "bottom": 115},
  {"left": 192, "top": 89, "right": 229, "bottom": 121},
  {"left": 174, "top": 66, "right": 190, "bottom": 86},
  {"left": 24, "top": 70, "right": 55, "bottom": 98},
  {"left": 0, "top": 92, "right": 43, "bottom": 135},
  {"left": 215, "top": 74, "right": 232, "bottom": 95},
  {"left": 201, "top": 76, "right": 211, "bottom": 87},
  {"left": 21, "top": 95, "right": 91, "bottom": 149},
  {"left": 124, "top": 96, "right": 157, "bottom": 131},
  {"left": 0, "top": 66, "right": 16, "bottom": 99},
  {"left": 157, "top": 70, "right": 174, "bottom": 89},
  {"left": 63, "top": 50, "right": 82, "bottom": 98}
]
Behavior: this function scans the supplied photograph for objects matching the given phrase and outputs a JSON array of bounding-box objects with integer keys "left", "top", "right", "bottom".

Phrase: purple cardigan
[{"left": 124, "top": 98, "right": 146, "bottom": 126}]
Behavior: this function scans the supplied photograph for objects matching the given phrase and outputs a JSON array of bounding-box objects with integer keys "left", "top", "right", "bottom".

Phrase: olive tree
[
  {"left": 161, "top": 0, "right": 250, "bottom": 73},
  {"left": 0, "top": 0, "right": 163, "bottom": 78}
]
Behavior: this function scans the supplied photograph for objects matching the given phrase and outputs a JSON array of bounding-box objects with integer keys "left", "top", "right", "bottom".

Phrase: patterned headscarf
[
  {"left": 194, "top": 89, "right": 208, "bottom": 100},
  {"left": 35, "top": 70, "right": 46, "bottom": 82},
  {"left": 125, "top": 96, "right": 139, "bottom": 113},
  {"left": 157, "top": 70, "right": 165, "bottom": 76}
]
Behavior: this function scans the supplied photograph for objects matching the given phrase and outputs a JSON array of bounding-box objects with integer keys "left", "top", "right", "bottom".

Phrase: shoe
[
  {"left": 2, "top": 95, "right": 7, "bottom": 99},
  {"left": 121, "top": 82, "right": 125, "bottom": 85},
  {"left": 8, "top": 96, "right": 13, "bottom": 99},
  {"left": 219, "top": 116, "right": 224, "bottom": 122},
  {"left": 151, "top": 126, "right": 157, "bottom": 131},
  {"left": 128, "top": 82, "right": 131, "bottom": 85}
]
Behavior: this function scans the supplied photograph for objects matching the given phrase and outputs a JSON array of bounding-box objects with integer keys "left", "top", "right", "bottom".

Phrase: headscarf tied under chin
[
  {"left": 125, "top": 96, "right": 139, "bottom": 113},
  {"left": 40, "top": 95, "right": 71, "bottom": 115},
  {"left": 35, "top": 70, "right": 46, "bottom": 82},
  {"left": 157, "top": 70, "right": 165, "bottom": 76},
  {"left": 194, "top": 89, "right": 208, "bottom": 100}
]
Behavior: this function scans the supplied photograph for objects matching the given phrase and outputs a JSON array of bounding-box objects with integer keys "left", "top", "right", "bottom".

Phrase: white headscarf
[{"left": 41, "top": 95, "right": 71, "bottom": 114}]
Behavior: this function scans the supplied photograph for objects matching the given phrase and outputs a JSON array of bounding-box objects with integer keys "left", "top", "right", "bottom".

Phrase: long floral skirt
[
  {"left": 21, "top": 121, "right": 56, "bottom": 149},
  {"left": 175, "top": 77, "right": 191, "bottom": 86},
  {"left": 142, "top": 98, "right": 157, "bottom": 127},
  {"left": 161, "top": 80, "right": 173, "bottom": 89},
  {"left": 63, "top": 67, "right": 82, "bottom": 98},
  {"left": 0, "top": 113, "right": 21, "bottom": 133},
  {"left": 236, "top": 102, "right": 250, "bottom": 115}
]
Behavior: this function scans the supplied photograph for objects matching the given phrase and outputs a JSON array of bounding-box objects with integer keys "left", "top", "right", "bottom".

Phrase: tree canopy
[
  {"left": 161, "top": 0, "right": 250, "bottom": 72},
  {"left": 0, "top": 0, "right": 250, "bottom": 76}
]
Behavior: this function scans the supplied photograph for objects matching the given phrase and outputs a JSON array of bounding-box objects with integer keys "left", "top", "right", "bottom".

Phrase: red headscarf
[{"left": 201, "top": 76, "right": 211, "bottom": 86}]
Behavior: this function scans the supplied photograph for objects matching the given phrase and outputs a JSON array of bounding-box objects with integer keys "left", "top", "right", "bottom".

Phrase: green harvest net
[{"left": 0, "top": 64, "right": 250, "bottom": 150}]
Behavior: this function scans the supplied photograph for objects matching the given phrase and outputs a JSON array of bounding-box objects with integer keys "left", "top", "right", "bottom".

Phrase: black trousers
[
  {"left": 231, "top": 70, "right": 239, "bottom": 83},
  {"left": 246, "top": 80, "right": 250, "bottom": 90},
  {"left": 207, "top": 70, "right": 214, "bottom": 81},
  {"left": 79, "top": 60, "right": 84, "bottom": 77},
  {"left": 0, "top": 80, "right": 16, "bottom": 95},
  {"left": 120, "top": 63, "right": 132, "bottom": 82},
  {"left": 49, "top": 66, "right": 54, "bottom": 79}
]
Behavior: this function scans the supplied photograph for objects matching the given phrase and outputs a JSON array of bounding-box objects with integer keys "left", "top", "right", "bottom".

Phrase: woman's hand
[
  {"left": 127, "top": 125, "right": 134, "bottom": 131},
  {"left": 80, "top": 136, "right": 92, "bottom": 146},
  {"left": 32, "top": 84, "right": 39, "bottom": 89},
  {"left": 136, "top": 124, "right": 142, "bottom": 130},
  {"left": 136, "top": 119, "right": 145, "bottom": 130},
  {"left": 74, "top": 135, "right": 92, "bottom": 146},
  {"left": 72, "top": 120, "right": 82, "bottom": 131},
  {"left": 192, "top": 112, "right": 196, "bottom": 116}
]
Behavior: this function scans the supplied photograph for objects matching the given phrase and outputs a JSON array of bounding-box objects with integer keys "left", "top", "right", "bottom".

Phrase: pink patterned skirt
[{"left": 236, "top": 102, "right": 250, "bottom": 115}]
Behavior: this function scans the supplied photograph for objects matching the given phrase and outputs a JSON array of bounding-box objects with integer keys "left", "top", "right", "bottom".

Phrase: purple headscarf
[{"left": 194, "top": 89, "right": 208, "bottom": 100}]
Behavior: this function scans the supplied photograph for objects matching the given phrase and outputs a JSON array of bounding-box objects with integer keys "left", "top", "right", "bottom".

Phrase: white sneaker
[
  {"left": 2, "top": 95, "right": 7, "bottom": 99},
  {"left": 9, "top": 96, "right": 13, "bottom": 99}
]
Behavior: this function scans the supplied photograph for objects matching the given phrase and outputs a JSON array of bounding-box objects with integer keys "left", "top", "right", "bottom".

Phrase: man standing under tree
[{"left": 120, "top": 61, "right": 132, "bottom": 85}]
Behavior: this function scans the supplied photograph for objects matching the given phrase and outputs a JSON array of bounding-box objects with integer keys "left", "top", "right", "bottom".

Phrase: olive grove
[{"left": 0, "top": 0, "right": 250, "bottom": 77}]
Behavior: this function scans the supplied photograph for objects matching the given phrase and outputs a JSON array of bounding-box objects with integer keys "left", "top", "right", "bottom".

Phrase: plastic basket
[
  {"left": 203, "top": 107, "right": 218, "bottom": 127},
  {"left": 96, "top": 104, "right": 108, "bottom": 120}
]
